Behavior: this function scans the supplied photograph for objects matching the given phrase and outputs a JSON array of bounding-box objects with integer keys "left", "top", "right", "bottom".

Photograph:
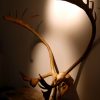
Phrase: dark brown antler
[
  {"left": 21, "top": 8, "right": 28, "bottom": 18},
  {"left": 39, "top": 0, "right": 96, "bottom": 99},
  {"left": 55, "top": 0, "right": 96, "bottom": 85}
]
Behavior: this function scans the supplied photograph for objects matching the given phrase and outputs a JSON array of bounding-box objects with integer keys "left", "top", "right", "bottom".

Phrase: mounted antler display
[
  {"left": 3, "top": 8, "right": 65, "bottom": 99},
  {"left": 38, "top": 0, "right": 96, "bottom": 99},
  {"left": 3, "top": 0, "right": 96, "bottom": 100}
]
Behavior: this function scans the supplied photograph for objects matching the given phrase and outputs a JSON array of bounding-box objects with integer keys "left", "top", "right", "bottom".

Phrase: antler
[
  {"left": 3, "top": 0, "right": 97, "bottom": 99},
  {"left": 3, "top": 11, "right": 59, "bottom": 89},
  {"left": 54, "top": 0, "right": 96, "bottom": 86},
  {"left": 3, "top": 13, "right": 71, "bottom": 100},
  {"left": 38, "top": 0, "right": 96, "bottom": 99}
]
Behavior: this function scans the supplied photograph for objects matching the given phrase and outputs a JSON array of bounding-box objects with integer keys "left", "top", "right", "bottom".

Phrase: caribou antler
[
  {"left": 38, "top": 0, "right": 96, "bottom": 99},
  {"left": 54, "top": 0, "right": 96, "bottom": 86},
  {"left": 3, "top": 0, "right": 97, "bottom": 99},
  {"left": 3, "top": 11, "right": 60, "bottom": 99},
  {"left": 3, "top": 15, "right": 58, "bottom": 74}
]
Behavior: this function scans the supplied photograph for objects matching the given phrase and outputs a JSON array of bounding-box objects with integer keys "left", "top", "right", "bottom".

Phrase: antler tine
[
  {"left": 16, "top": 10, "right": 18, "bottom": 18},
  {"left": 94, "top": 11, "right": 97, "bottom": 22},
  {"left": 21, "top": 8, "right": 28, "bottom": 19},
  {"left": 90, "top": 1, "right": 94, "bottom": 13},
  {"left": 20, "top": 72, "right": 52, "bottom": 88},
  {"left": 87, "top": 0, "right": 89, "bottom": 6}
]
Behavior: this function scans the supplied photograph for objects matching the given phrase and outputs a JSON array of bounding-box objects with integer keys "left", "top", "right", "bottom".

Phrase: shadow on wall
[{"left": 0, "top": 0, "right": 46, "bottom": 88}]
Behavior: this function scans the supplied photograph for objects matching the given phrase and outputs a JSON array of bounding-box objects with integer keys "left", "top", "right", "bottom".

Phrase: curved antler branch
[
  {"left": 3, "top": 16, "right": 58, "bottom": 76},
  {"left": 50, "top": 0, "right": 96, "bottom": 87},
  {"left": 39, "top": 0, "right": 96, "bottom": 93}
]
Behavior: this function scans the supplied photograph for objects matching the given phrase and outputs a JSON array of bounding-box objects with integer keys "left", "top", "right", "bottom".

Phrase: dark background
[{"left": 0, "top": 0, "right": 100, "bottom": 100}]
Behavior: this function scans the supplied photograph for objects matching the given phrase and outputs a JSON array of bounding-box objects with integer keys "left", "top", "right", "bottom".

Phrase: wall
[
  {"left": 0, "top": 0, "right": 100, "bottom": 100},
  {"left": 76, "top": 0, "right": 100, "bottom": 100},
  {"left": 0, "top": 0, "right": 46, "bottom": 88}
]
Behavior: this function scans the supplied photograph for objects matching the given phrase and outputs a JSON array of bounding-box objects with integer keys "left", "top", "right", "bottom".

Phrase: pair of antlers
[{"left": 3, "top": 0, "right": 96, "bottom": 99}]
